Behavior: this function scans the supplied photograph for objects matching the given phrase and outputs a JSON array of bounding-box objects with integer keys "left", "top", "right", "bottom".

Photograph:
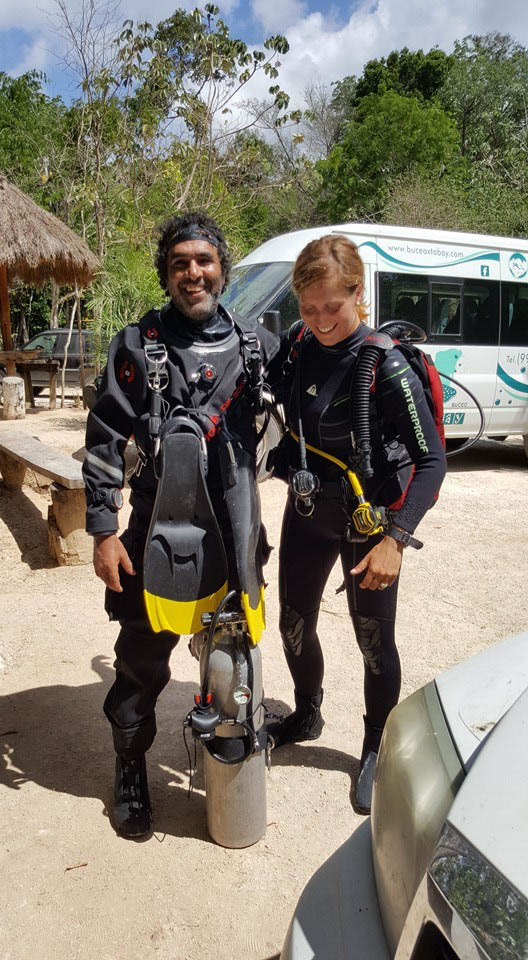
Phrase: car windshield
[
  {"left": 22, "top": 333, "right": 56, "bottom": 356},
  {"left": 221, "top": 262, "right": 293, "bottom": 321}
]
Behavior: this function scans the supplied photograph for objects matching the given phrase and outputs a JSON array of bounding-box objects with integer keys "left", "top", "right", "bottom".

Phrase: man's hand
[
  {"left": 350, "top": 536, "right": 404, "bottom": 591},
  {"left": 93, "top": 534, "right": 135, "bottom": 592}
]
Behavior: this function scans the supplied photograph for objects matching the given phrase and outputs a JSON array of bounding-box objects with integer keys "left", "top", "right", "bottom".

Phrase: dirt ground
[{"left": 1, "top": 401, "right": 528, "bottom": 960}]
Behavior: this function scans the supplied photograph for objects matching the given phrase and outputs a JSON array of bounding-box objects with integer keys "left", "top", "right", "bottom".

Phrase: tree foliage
[{"left": 317, "top": 90, "right": 458, "bottom": 221}]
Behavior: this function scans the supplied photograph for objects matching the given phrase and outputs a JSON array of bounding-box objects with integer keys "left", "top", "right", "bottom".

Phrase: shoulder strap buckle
[
  {"left": 144, "top": 342, "right": 169, "bottom": 392},
  {"left": 236, "top": 326, "right": 264, "bottom": 414}
]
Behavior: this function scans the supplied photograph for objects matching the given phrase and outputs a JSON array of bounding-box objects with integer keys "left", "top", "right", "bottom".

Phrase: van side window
[
  {"left": 378, "top": 273, "right": 428, "bottom": 333},
  {"left": 462, "top": 280, "right": 499, "bottom": 344},
  {"left": 501, "top": 283, "right": 528, "bottom": 346},
  {"left": 379, "top": 273, "right": 500, "bottom": 344},
  {"left": 431, "top": 283, "right": 461, "bottom": 335}
]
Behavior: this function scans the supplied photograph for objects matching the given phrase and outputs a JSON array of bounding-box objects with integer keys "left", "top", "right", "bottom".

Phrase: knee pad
[
  {"left": 352, "top": 614, "right": 382, "bottom": 676},
  {"left": 279, "top": 604, "right": 305, "bottom": 657}
]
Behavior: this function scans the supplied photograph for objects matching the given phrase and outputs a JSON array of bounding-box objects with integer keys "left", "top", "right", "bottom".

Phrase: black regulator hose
[
  {"left": 351, "top": 331, "right": 394, "bottom": 479},
  {"left": 353, "top": 321, "right": 486, "bottom": 476},
  {"left": 440, "top": 373, "right": 486, "bottom": 457}
]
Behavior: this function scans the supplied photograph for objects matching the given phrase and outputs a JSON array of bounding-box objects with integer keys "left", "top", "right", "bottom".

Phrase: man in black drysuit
[{"left": 83, "top": 212, "right": 277, "bottom": 837}]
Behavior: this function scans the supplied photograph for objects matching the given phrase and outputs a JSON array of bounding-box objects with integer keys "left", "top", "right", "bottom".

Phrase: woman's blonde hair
[{"left": 292, "top": 234, "right": 369, "bottom": 322}]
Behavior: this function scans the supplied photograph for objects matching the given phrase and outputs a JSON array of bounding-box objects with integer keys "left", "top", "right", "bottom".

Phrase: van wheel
[{"left": 523, "top": 435, "right": 528, "bottom": 462}]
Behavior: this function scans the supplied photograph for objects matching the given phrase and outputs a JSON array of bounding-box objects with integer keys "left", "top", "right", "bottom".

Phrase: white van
[{"left": 221, "top": 223, "right": 528, "bottom": 459}]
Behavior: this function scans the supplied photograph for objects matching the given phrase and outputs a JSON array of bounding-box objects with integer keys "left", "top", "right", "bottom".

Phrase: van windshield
[{"left": 221, "top": 262, "right": 293, "bottom": 320}]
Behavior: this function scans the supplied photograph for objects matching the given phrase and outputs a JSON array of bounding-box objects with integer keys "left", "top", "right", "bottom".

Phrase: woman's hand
[
  {"left": 93, "top": 534, "right": 135, "bottom": 592},
  {"left": 350, "top": 536, "right": 404, "bottom": 590}
]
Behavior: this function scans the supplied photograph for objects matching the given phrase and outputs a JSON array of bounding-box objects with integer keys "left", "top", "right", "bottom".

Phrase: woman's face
[{"left": 298, "top": 280, "right": 362, "bottom": 346}]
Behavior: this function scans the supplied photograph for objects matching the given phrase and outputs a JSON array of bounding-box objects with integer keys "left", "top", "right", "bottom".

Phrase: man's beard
[{"left": 171, "top": 288, "right": 221, "bottom": 325}]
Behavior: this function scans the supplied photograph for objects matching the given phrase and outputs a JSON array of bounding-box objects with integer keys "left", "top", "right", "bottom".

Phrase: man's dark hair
[{"left": 155, "top": 211, "right": 232, "bottom": 294}]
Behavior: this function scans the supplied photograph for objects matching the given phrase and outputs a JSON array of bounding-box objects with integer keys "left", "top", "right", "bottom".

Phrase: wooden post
[
  {"left": 49, "top": 367, "right": 57, "bottom": 410},
  {"left": 76, "top": 287, "right": 87, "bottom": 409},
  {"left": 20, "top": 367, "right": 35, "bottom": 408},
  {"left": 61, "top": 295, "right": 77, "bottom": 409},
  {"left": 47, "top": 484, "right": 92, "bottom": 565},
  {"left": 1, "top": 377, "right": 25, "bottom": 421},
  {"left": 0, "top": 263, "right": 15, "bottom": 375}
]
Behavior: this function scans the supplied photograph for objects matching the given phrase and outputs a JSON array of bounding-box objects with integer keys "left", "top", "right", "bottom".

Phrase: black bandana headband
[{"left": 168, "top": 226, "right": 220, "bottom": 249}]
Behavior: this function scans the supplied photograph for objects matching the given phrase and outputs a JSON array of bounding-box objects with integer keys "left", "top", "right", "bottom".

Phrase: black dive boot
[
  {"left": 267, "top": 690, "right": 324, "bottom": 749},
  {"left": 113, "top": 755, "right": 153, "bottom": 837},
  {"left": 354, "top": 716, "right": 384, "bottom": 815}
]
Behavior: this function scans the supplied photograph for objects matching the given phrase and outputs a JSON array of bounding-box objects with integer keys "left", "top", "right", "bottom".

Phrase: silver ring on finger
[{"left": 379, "top": 582, "right": 389, "bottom": 590}]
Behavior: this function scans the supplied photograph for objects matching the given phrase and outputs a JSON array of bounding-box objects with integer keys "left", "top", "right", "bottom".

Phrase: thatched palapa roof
[{"left": 0, "top": 175, "right": 100, "bottom": 287}]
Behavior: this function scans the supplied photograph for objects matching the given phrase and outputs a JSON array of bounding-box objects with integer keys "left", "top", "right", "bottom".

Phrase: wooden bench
[{"left": 0, "top": 432, "right": 91, "bottom": 565}]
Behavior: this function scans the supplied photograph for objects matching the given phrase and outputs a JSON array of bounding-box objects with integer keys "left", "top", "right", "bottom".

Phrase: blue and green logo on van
[
  {"left": 358, "top": 241, "right": 500, "bottom": 274},
  {"left": 509, "top": 253, "right": 528, "bottom": 279},
  {"left": 435, "top": 348, "right": 462, "bottom": 403}
]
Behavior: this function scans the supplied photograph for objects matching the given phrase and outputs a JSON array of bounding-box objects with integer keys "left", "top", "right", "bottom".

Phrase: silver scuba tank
[{"left": 198, "top": 625, "right": 267, "bottom": 848}]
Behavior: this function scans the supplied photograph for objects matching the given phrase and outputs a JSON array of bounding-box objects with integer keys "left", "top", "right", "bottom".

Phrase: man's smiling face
[{"left": 166, "top": 239, "right": 224, "bottom": 322}]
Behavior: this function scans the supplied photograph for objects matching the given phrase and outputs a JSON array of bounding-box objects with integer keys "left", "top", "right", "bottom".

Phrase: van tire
[{"left": 523, "top": 435, "right": 528, "bottom": 462}]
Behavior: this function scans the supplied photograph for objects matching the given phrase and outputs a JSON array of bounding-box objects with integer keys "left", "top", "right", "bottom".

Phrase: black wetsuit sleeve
[
  {"left": 376, "top": 350, "right": 447, "bottom": 534},
  {"left": 83, "top": 325, "right": 148, "bottom": 536},
  {"left": 264, "top": 321, "right": 303, "bottom": 403}
]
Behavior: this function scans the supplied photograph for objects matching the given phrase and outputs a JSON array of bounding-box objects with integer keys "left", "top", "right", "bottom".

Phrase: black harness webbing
[{"left": 139, "top": 310, "right": 263, "bottom": 462}]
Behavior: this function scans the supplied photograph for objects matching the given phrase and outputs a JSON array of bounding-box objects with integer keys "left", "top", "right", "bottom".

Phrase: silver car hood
[{"left": 435, "top": 630, "right": 528, "bottom": 769}]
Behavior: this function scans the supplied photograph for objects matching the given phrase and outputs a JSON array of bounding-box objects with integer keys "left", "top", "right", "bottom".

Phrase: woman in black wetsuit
[{"left": 267, "top": 235, "right": 446, "bottom": 813}]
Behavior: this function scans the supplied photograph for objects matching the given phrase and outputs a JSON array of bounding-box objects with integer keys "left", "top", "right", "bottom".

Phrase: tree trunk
[
  {"left": 50, "top": 281, "right": 59, "bottom": 328},
  {"left": 19, "top": 307, "right": 28, "bottom": 345},
  {"left": 60, "top": 297, "right": 77, "bottom": 409},
  {"left": 76, "top": 287, "right": 87, "bottom": 408},
  {"left": 0, "top": 263, "right": 13, "bottom": 358}
]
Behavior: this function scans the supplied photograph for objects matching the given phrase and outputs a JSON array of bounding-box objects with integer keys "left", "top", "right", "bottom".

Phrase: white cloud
[
  {"left": 0, "top": 0, "right": 55, "bottom": 31},
  {"left": 237, "top": 0, "right": 528, "bottom": 115},
  {"left": 11, "top": 34, "right": 50, "bottom": 75},
  {"left": 3, "top": 0, "right": 528, "bottom": 112},
  {"left": 252, "top": 0, "right": 306, "bottom": 33},
  {"left": 1, "top": 0, "right": 240, "bottom": 84},
  {"left": 217, "top": 0, "right": 240, "bottom": 13},
  {"left": 0, "top": 0, "right": 238, "bottom": 31}
]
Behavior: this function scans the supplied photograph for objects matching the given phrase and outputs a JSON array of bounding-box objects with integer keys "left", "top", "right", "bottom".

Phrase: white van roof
[{"left": 237, "top": 222, "right": 528, "bottom": 267}]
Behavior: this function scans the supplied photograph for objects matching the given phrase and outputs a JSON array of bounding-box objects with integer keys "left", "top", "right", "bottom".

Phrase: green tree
[
  {"left": 317, "top": 90, "right": 459, "bottom": 221},
  {"left": 355, "top": 47, "right": 453, "bottom": 103},
  {"left": 385, "top": 166, "right": 528, "bottom": 237},
  {"left": 329, "top": 46, "right": 452, "bottom": 141},
  {"left": 0, "top": 71, "right": 68, "bottom": 197},
  {"left": 440, "top": 33, "right": 528, "bottom": 161},
  {"left": 115, "top": 4, "right": 295, "bottom": 218}
]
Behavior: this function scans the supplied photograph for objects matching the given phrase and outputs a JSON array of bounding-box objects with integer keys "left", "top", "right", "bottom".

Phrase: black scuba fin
[
  {"left": 143, "top": 431, "right": 228, "bottom": 634},
  {"left": 220, "top": 442, "right": 265, "bottom": 645}
]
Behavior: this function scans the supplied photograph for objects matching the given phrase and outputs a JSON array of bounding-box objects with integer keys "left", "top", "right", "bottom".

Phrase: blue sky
[{"left": 1, "top": 0, "right": 528, "bottom": 108}]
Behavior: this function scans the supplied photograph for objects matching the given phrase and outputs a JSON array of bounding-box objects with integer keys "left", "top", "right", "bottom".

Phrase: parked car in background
[
  {"left": 281, "top": 631, "right": 528, "bottom": 960},
  {"left": 0, "top": 329, "right": 96, "bottom": 394}
]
